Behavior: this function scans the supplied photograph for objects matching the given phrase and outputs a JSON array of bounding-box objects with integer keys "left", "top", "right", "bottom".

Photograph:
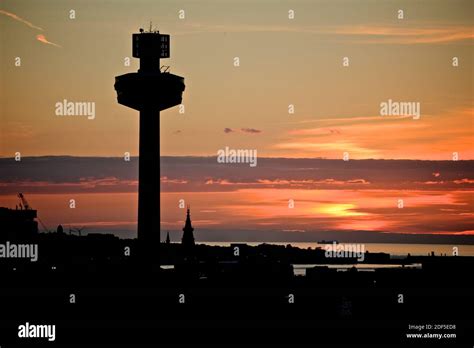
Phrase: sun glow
[{"left": 314, "top": 204, "right": 368, "bottom": 217}]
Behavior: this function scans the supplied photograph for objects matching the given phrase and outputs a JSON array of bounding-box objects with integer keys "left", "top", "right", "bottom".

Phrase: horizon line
[{"left": 1, "top": 155, "right": 473, "bottom": 162}]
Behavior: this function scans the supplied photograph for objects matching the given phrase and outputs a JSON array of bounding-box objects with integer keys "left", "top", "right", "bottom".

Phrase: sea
[
  {"left": 194, "top": 242, "right": 474, "bottom": 276},
  {"left": 201, "top": 242, "right": 474, "bottom": 257}
]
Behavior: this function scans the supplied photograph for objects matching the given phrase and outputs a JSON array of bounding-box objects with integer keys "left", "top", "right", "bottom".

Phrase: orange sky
[
  {"left": 0, "top": 1, "right": 472, "bottom": 240},
  {"left": 1, "top": 0, "right": 472, "bottom": 159},
  {"left": 0, "top": 187, "right": 471, "bottom": 239}
]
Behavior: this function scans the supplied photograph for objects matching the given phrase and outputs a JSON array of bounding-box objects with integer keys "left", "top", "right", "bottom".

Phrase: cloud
[
  {"left": 454, "top": 178, "right": 474, "bottom": 184},
  {"left": 330, "top": 25, "right": 474, "bottom": 44},
  {"left": 205, "top": 178, "right": 232, "bottom": 185},
  {"left": 178, "top": 22, "right": 474, "bottom": 45},
  {"left": 161, "top": 176, "right": 188, "bottom": 184},
  {"left": 0, "top": 10, "right": 61, "bottom": 47},
  {"left": 203, "top": 178, "right": 371, "bottom": 191},
  {"left": 1, "top": 155, "right": 473, "bottom": 201},
  {"left": 36, "top": 34, "right": 61, "bottom": 47},
  {"left": 274, "top": 140, "right": 378, "bottom": 157},
  {"left": 276, "top": 107, "right": 474, "bottom": 159},
  {"left": 0, "top": 9, "right": 43, "bottom": 31},
  {"left": 0, "top": 176, "right": 138, "bottom": 194},
  {"left": 224, "top": 127, "right": 262, "bottom": 134},
  {"left": 241, "top": 128, "right": 262, "bottom": 134}
]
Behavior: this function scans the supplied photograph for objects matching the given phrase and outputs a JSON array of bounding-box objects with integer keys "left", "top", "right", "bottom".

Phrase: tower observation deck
[{"left": 114, "top": 28, "right": 185, "bottom": 261}]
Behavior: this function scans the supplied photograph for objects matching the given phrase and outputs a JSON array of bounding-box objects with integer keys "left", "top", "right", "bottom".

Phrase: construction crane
[
  {"left": 17, "top": 192, "right": 52, "bottom": 233},
  {"left": 17, "top": 193, "right": 31, "bottom": 210}
]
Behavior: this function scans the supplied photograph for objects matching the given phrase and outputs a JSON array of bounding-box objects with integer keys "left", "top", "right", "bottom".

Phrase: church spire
[{"left": 181, "top": 206, "right": 195, "bottom": 248}]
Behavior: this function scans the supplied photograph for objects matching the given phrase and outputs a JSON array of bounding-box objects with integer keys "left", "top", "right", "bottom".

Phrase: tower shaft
[{"left": 137, "top": 106, "right": 161, "bottom": 245}]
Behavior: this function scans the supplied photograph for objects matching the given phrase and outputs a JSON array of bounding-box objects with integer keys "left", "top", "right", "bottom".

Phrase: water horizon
[{"left": 199, "top": 242, "right": 474, "bottom": 257}]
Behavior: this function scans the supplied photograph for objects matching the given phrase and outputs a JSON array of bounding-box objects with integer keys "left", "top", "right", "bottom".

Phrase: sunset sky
[{"left": 0, "top": 0, "right": 472, "bottom": 241}]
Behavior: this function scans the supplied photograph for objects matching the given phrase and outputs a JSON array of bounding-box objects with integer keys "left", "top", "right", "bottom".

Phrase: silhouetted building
[
  {"left": 0, "top": 207, "right": 38, "bottom": 241},
  {"left": 166, "top": 231, "right": 170, "bottom": 244},
  {"left": 181, "top": 208, "right": 195, "bottom": 248}
]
